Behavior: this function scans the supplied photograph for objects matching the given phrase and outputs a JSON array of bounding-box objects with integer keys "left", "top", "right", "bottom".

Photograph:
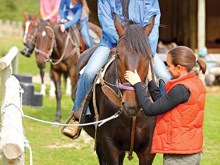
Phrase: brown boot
[{"left": 63, "top": 121, "right": 79, "bottom": 137}]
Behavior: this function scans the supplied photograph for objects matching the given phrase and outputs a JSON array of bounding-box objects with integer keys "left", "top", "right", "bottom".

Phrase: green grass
[{"left": 0, "top": 38, "right": 220, "bottom": 164}]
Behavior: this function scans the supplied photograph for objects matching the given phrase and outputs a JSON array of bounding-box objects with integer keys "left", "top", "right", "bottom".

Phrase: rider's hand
[
  {"left": 43, "top": 16, "right": 50, "bottom": 21},
  {"left": 124, "top": 70, "right": 141, "bottom": 86},
  {"left": 60, "top": 19, "right": 67, "bottom": 23},
  {"left": 60, "top": 24, "right": 65, "bottom": 33}
]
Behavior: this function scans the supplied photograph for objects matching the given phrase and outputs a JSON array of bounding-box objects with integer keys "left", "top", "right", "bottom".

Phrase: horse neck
[{"left": 53, "top": 26, "right": 78, "bottom": 59}]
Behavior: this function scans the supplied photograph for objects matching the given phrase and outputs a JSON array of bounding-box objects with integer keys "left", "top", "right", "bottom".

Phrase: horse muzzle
[{"left": 121, "top": 91, "right": 140, "bottom": 117}]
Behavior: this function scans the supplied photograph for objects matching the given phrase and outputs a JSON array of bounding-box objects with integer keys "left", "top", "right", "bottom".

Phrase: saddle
[{"left": 61, "top": 47, "right": 119, "bottom": 141}]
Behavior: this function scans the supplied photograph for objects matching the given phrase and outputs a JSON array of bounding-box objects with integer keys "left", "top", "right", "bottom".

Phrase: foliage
[{"left": 0, "top": 0, "right": 40, "bottom": 21}]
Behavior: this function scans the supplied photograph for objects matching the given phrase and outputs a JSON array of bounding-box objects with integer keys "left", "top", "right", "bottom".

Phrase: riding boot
[
  {"left": 62, "top": 88, "right": 92, "bottom": 139},
  {"left": 62, "top": 120, "right": 79, "bottom": 137}
]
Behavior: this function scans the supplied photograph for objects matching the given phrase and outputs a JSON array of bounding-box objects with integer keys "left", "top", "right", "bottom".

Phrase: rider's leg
[
  {"left": 63, "top": 46, "right": 110, "bottom": 137},
  {"left": 148, "top": 22, "right": 171, "bottom": 95},
  {"left": 153, "top": 53, "right": 171, "bottom": 95},
  {"left": 72, "top": 45, "right": 110, "bottom": 113},
  {"left": 80, "top": 18, "right": 94, "bottom": 48}
]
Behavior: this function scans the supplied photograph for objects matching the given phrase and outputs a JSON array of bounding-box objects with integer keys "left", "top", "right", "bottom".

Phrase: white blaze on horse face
[
  {"left": 42, "top": 31, "right": 46, "bottom": 37},
  {"left": 23, "top": 21, "right": 30, "bottom": 43}
]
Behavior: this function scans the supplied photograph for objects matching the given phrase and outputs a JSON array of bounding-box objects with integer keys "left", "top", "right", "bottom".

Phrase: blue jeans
[
  {"left": 153, "top": 53, "right": 171, "bottom": 95},
  {"left": 72, "top": 46, "right": 110, "bottom": 113},
  {"left": 80, "top": 18, "right": 93, "bottom": 48}
]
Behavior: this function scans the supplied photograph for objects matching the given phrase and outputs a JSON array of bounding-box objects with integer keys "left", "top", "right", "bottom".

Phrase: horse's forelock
[{"left": 124, "top": 21, "right": 150, "bottom": 56}]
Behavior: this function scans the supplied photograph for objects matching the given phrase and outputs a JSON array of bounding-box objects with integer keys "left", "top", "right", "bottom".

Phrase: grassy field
[{"left": 0, "top": 38, "right": 220, "bottom": 164}]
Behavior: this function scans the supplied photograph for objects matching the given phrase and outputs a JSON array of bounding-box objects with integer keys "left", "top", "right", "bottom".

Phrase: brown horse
[
  {"left": 78, "top": 13, "right": 157, "bottom": 165},
  {"left": 22, "top": 11, "right": 39, "bottom": 56},
  {"left": 21, "top": 11, "right": 59, "bottom": 97},
  {"left": 35, "top": 20, "right": 98, "bottom": 122}
]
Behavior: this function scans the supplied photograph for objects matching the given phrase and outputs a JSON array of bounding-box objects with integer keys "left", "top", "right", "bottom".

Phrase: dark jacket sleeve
[{"left": 134, "top": 81, "right": 190, "bottom": 116}]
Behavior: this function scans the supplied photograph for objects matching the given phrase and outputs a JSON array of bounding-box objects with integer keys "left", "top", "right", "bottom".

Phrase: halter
[
  {"left": 35, "top": 26, "right": 56, "bottom": 61},
  {"left": 23, "top": 21, "right": 38, "bottom": 41}
]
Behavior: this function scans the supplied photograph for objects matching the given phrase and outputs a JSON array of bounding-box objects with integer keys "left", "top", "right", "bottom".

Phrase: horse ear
[
  {"left": 113, "top": 12, "right": 125, "bottom": 38},
  {"left": 143, "top": 15, "right": 156, "bottom": 37},
  {"left": 32, "top": 13, "right": 39, "bottom": 21},
  {"left": 24, "top": 11, "right": 28, "bottom": 20},
  {"left": 36, "top": 18, "right": 41, "bottom": 27},
  {"left": 49, "top": 21, "right": 57, "bottom": 28}
]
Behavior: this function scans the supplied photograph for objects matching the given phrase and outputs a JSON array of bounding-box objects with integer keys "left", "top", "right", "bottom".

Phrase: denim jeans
[
  {"left": 80, "top": 18, "right": 93, "bottom": 48},
  {"left": 72, "top": 46, "right": 110, "bottom": 113},
  {"left": 153, "top": 53, "right": 171, "bottom": 95}
]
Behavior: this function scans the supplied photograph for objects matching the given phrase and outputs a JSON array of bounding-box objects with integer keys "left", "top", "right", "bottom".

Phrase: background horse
[
  {"left": 35, "top": 20, "right": 101, "bottom": 122},
  {"left": 79, "top": 13, "right": 157, "bottom": 165},
  {"left": 22, "top": 11, "right": 63, "bottom": 97}
]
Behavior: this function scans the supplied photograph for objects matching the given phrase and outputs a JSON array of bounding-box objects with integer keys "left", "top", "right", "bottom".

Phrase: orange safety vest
[{"left": 151, "top": 72, "right": 206, "bottom": 154}]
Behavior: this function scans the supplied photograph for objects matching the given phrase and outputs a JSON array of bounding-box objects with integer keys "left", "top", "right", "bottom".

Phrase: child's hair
[
  {"left": 168, "top": 46, "right": 207, "bottom": 74},
  {"left": 78, "top": 0, "right": 90, "bottom": 15}
]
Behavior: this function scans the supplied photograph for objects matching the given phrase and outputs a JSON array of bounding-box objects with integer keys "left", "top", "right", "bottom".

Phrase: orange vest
[{"left": 151, "top": 72, "right": 206, "bottom": 154}]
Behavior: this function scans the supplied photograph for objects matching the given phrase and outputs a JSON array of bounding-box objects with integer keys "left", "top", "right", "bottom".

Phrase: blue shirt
[
  {"left": 59, "top": 0, "right": 88, "bottom": 29},
  {"left": 98, "top": 0, "right": 160, "bottom": 55}
]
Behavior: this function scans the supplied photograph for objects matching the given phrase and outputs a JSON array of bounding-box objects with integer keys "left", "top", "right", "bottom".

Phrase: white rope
[
  {"left": 1, "top": 102, "right": 120, "bottom": 127},
  {"left": 24, "top": 139, "right": 32, "bottom": 165}
]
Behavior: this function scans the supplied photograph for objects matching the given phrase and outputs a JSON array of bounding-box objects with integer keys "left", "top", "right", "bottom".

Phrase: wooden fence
[
  {"left": 0, "top": 46, "right": 25, "bottom": 165},
  {"left": 0, "top": 19, "right": 23, "bottom": 38}
]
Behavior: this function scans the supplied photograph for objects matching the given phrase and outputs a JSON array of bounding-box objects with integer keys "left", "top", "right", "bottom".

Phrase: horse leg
[
  {"left": 96, "top": 142, "right": 106, "bottom": 165},
  {"left": 69, "top": 66, "right": 78, "bottom": 102},
  {"left": 48, "top": 69, "right": 55, "bottom": 98},
  {"left": 40, "top": 68, "right": 46, "bottom": 96},
  {"left": 65, "top": 75, "right": 71, "bottom": 96},
  {"left": 51, "top": 69, "right": 62, "bottom": 122},
  {"left": 136, "top": 151, "right": 156, "bottom": 165},
  {"left": 101, "top": 139, "right": 121, "bottom": 164},
  {"left": 119, "top": 152, "right": 125, "bottom": 165}
]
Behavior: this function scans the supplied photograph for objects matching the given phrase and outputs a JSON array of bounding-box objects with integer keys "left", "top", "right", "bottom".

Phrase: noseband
[{"left": 35, "top": 26, "right": 56, "bottom": 60}]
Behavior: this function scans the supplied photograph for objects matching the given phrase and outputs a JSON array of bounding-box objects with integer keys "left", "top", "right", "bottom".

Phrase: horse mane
[{"left": 124, "top": 20, "right": 151, "bottom": 56}]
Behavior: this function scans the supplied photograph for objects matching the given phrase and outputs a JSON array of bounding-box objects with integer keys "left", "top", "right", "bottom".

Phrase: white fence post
[
  {"left": 0, "top": 46, "right": 24, "bottom": 165},
  {"left": 0, "top": 46, "right": 19, "bottom": 105},
  {"left": 1, "top": 76, "right": 24, "bottom": 165}
]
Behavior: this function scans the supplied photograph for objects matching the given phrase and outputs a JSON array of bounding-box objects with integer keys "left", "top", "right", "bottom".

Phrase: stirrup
[{"left": 61, "top": 111, "right": 81, "bottom": 140}]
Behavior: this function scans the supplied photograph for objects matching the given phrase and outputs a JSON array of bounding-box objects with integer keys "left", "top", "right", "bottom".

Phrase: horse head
[
  {"left": 35, "top": 20, "right": 57, "bottom": 68},
  {"left": 113, "top": 12, "right": 156, "bottom": 117},
  {"left": 22, "top": 11, "right": 39, "bottom": 51}
]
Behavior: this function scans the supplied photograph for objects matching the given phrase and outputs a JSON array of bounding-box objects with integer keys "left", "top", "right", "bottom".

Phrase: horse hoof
[
  {"left": 52, "top": 121, "right": 61, "bottom": 127},
  {"left": 49, "top": 95, "right": 55, "bottom": 99}
]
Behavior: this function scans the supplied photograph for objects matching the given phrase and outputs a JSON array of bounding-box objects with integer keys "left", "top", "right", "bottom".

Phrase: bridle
[
  {"left": 35, "top": 26, "right": 56, "bottom": 61},
  {"left": 23, "top": 20, "right": 38, "bottom": 44}
]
